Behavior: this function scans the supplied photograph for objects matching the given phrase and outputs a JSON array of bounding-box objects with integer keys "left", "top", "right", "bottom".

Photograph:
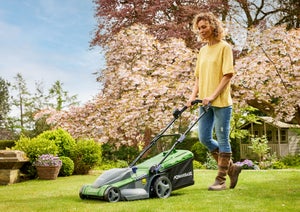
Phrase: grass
[{"left": 0, "top": 169, "right": 299, "bottom": 212}]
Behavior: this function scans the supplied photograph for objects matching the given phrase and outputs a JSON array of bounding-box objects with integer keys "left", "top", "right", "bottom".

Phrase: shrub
[
  {"left": 190, "top": 142, "right": 208, "bottom": 163},
  {"left": 101, "top": 143, "right": 139, "bottom": 163},
  {"left": 97, "top": 160, "right": 128, "bottom": 170},
  {"left": 70, "top": 139, "right": 102, "bottom": 175},
  {"left": 204, "top": 152, "right": 217, "bottom": 170},
  {"left": 13, "top": 136, "right": 59, "bottom": 164},
  {"left": 115, "top": 144, "right": 139, "bottom": 163},
  {"left": 36, "top": 128, "right": 76, "bottom": 157},
  {"left": 271, "top": 161, "right": 286, "bottom": 169},
  {"left": 258, "top": 153, "right": 285, "bottom": 170},
  {"left": 280, "top": 154, "right": 300, "bottom": 167},
  {"left": 193, "top": 160, "right": 204, "bottom": 169},
  {"left": 59, "top": 156, "right": 74, "bottom": 176},
  {"left": 249, "top": 135, "right": 270, "bottom": 162},
  {"left": 13, "top": 136, "right": 59, "bottom": 177},
  {"left": 101, "top": 143, "right": 117, "bottom": 161},
  {"left": 0, "top": 140, "right": 15, "bottom": 150}
]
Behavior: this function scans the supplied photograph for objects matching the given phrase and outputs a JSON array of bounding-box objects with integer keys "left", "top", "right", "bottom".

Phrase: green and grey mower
[{"left": 79, "top": 100, "right": 209, "bottom": 202}]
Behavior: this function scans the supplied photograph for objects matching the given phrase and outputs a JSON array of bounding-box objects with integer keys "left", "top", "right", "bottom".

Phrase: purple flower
[
  {"left": 235, "top": 159, "right": 255, "bottom": 169},
  {"left": 33, "top": 154, "right": 62, "bottom": 167}
]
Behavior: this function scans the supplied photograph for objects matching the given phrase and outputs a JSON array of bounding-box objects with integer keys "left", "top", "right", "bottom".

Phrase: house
[{"left": 240, "top": 117, "right": 300, "bottom": 160}]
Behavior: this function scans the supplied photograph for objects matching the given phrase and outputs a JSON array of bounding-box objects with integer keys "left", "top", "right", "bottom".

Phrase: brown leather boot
[
  {"left": 211, "top": 149, "right": 241, "bottom": 189},
  {"left": 228, "top": 163, "right": 242, "bottom": 189},
  {"left": 210, "top": 148, "right": 219, "bottom": 162},
  {"left": 208, "top": 152, "right": 231, "bottom": 191}
]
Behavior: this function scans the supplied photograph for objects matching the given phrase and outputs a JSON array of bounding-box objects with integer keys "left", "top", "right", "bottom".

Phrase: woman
[{"left": 186, "top": 12, "right": 242, "bottom": 191}]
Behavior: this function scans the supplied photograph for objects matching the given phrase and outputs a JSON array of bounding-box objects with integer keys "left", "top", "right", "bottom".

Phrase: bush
[
  {"left": 13, "top": 136, "right": 59, "bottom": 177},
  {"left": 70, "top": 139, "right": 102, "bottom": 175},
  {"left": 59, "top": 156, "right": 74, "bottom": 176},
  {"left": 13, "top": 136, "right": 59, "bottom": 164},
  {"left": 0, "top": 140, "right": 15, "bottom": 150},
  {"left": 116, "top": 144, "right": 139, "bottom": 163},
  {"left": 204, "top": 152, "right": 217, "bottom": 170},
  {"left": 280, "top": 154, "right": 300, "bottom": 167},
  {"left": 191, "top": 142, "right": 208, "bottom": 163},
  {"left": 193, "top": 160, "right": 204, "bottom": 169},
  {"left": 36, "top": 128, "right": 76, "bottom": 157},
  {"left": 101, "top": 143, "right": 139, "bottom": 163},
  {"left": 97, "top": 160, "right": 128, "bottom": 170},
  {"left": 259, "top": 153, "right": 285, "bottom": 170}
]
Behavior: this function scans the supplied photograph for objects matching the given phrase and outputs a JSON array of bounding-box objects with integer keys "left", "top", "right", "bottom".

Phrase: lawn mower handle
[{"left": 173, "top": 99, "right": 202, "bottom": 118}]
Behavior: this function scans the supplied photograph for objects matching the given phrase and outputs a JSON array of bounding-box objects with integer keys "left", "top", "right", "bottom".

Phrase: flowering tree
[
  {"left": 232, "top": 26, "right": 300, "bottom": 124},
  {"left": 39, "top": 24, "right": 196, "bottom": 147},
  {"left": 39, "top": 24, "right": 300, "bottom": 149},
  {"left": 92, "top": 0, "right": 229, "bottom": 49}
]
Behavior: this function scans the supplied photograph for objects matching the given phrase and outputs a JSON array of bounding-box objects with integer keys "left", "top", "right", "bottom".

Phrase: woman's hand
[
  {"left": 186, "top": 97, "right": 196, "bottom": 107},
  {"left": 202, "top": 97, "right": 213, "bottom": 106}
]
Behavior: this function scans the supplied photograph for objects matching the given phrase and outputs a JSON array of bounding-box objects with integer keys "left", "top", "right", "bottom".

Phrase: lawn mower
[{"left": 79, "top": 100, "right": 209, "bottom": 202}]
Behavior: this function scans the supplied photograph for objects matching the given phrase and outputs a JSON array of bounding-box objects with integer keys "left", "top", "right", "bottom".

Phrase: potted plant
[{"left": 33, "top": 154, "right": 62, "bottom": 180}]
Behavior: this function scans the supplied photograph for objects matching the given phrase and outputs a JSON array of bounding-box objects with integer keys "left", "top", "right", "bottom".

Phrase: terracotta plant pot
[{"left": 36, "top": 166, "right": 61, "bottom": 180}]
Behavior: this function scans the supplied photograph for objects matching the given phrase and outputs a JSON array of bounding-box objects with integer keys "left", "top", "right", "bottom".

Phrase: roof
[{"left": 259, "top": 117, "right": 300, "bottom": 129}]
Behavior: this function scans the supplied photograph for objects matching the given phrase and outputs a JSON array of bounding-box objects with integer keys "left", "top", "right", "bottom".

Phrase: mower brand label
[{"left": 173, "top": 171, "right": 193, "bottom": 180}]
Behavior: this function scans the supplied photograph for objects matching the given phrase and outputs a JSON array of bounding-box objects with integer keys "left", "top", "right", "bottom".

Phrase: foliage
[
  {"left": 230, "top": 106, "right": 260, "bottom": 140},
  {"left": 0, "top": 140, "right": 15, "bottom": 150},
  {"left": 13, "top": 136, "right": 59, "bottom": 164},
  {"left": 70, "top": 139, "right": 102, "bottom": 175},
  {"left": 47, "top": 80, "right": 79, "bottom": 111},
  {"left": 97, "top": 160, "right": 128, "bottom": 171},
  {"left": 193, "top": 160, "right": 205, "bottom": 169},
  {"left": 259, "top": 153, "right": 286, "bottom": 169},
  {"left": 10, "top": 73, "right": 34, "bottom": 133},
  {"left": 204, "top": 152, "right": 217, "bottom": 170},
  {"left": 92, "top": 0, "right": 223, "bottom": 49},
  {"left": 248, "top": 135, "right": 270, "bottom": 162},
  {"left": 33, "top": 154, "right": 62, "bottom": 167},
  {"left": 4, "top": 73, "right": 79, "bottom": 138},
  {"left": 0, "top": 77, "right": 10, "bottom": 127},
  {"left": 41, "top": 24, "right": 196, "bottom": 147},
  {"left": 36, "top": 128, "right": 76, "bottom": 157},
  {"left": 276, "top": 0, "right": 300, "bottom": 29},
  {"left": 230, "top": 106, "right": 261, "bottom": 161},
  {"left": 233, "top": 26, "right": 300, "bottom": 124},
  {"left": 59, "top": 156, "right": 74, "bottom": 176},
  {"left": 280, "top": 154, "right": 300, "bottom": 167},
  {"left": 92, "top": 0, "right": 298, "bottom": 50},
  {"left": 190, "top": 142, "right": 208, "bottom": 163},
  {"left": 114, "top": 144, "right": 139, "bottom": 164},
  {"left": 30, "top": 8, "right": 299, "bottom": 162}
]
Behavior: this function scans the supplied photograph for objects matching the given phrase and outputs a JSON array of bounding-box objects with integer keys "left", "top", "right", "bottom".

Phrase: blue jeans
[{"left": 198, "top": 106, "right": 232, "bottom": 153}]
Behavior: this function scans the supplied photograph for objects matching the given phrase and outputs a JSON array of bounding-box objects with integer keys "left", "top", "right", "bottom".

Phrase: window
[
  {"left": 254, "top": 130, "right": 259, "bottom": 137},
  {"left": 276, "top": 129, "right": 288, "bottom": 143}
]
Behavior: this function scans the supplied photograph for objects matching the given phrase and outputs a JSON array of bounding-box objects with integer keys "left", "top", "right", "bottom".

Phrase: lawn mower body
[
  {"left": 79, "top": 100, "right": 209, "bottom": 202},
  {"left": 80, "top": 149, "right": 194, "bottom": 201}
]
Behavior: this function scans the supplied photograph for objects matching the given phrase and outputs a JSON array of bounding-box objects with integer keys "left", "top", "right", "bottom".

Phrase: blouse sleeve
[{"left": 222, "top": 44, "right": 234, "bottom": 75}]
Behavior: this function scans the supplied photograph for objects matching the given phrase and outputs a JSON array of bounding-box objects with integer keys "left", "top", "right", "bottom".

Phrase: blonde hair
[{"left": 192, "top": 12, "right": 225, "bottom": 41}]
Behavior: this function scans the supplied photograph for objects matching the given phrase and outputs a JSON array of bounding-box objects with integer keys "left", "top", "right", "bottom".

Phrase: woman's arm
[{"left": 186, "top": 77, "right": 199, "bottom": 107}]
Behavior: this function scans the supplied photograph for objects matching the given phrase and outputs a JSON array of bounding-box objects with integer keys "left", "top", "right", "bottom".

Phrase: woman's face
[{"left": 197, "top": 20, "right": 213, "bottom": 40}]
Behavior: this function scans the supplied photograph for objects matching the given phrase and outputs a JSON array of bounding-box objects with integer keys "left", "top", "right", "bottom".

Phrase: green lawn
[{"left": 0, "top": 169, "right": 299, "bottom": 212}]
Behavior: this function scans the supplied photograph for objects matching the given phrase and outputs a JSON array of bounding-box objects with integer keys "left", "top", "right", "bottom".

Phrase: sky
[{"left": 0, "top": 0, "right": 105, "bottom": 106}]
